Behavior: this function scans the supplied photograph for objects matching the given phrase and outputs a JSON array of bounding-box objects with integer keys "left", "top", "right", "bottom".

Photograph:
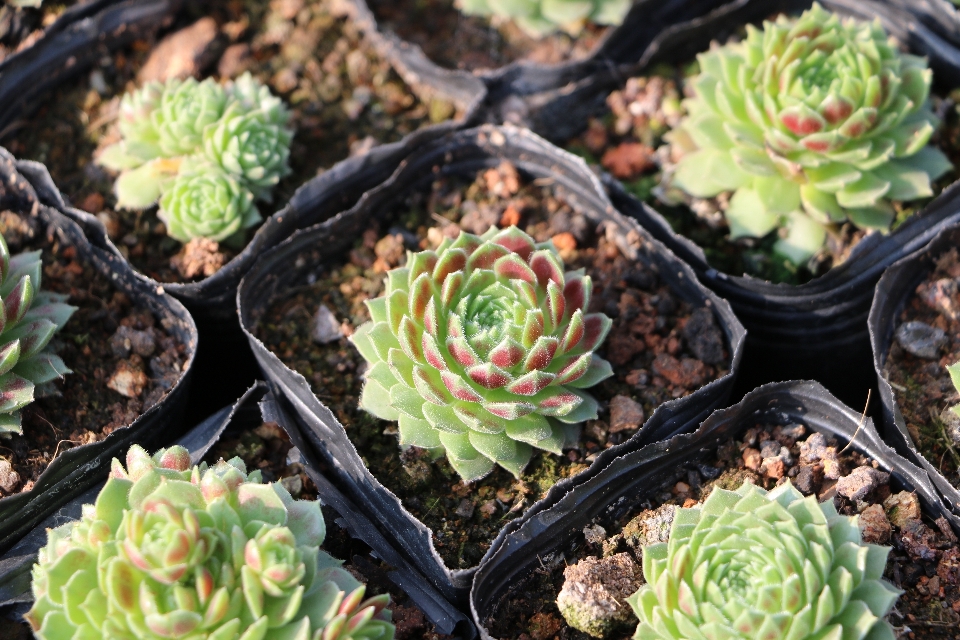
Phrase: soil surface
[
  {"left": 367, "top": 0, "right": 608, "bottom": 71},
  {"left": 255, "top": 161, "right": 729, "bottom": 569},
  {"left": 485, "top": 423, "right": 960, "bottom": 640},
  {"left": 203, "top": 420, "right": 453, "bottom": 640},
  {"left": 0, "top": 1, "right": 76, "bottom": 63},
  {"left": 0, "top": 210, "right": 187, "bottom": 498},
  {"left": 6, "top": 0, "right": 435, "bottom": 284},
  {"left": 564, "top": 61, "right": 960, "bottom": 285},
  {"left": 884, "top": 249, "right": 960, "bottom": 488}
]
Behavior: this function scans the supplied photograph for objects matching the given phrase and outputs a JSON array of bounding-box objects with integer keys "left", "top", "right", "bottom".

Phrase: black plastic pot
[
  {"left": 869, "top": 224, "right": 960, "bottom": 522},
  {"left": 0, "top": 382, "right": 474, "bottom": 638},
  {"left": 0, "top": 147, "right": 196, "bottom": 553},
  {"left": 491, "top": 0, "right": 960, "bottom": 407},
  {"left": 470, "top": 380, "right": 960, "bottom": 638},
  {"left": 238, "top": 123, "right": 746, "bottom": 605}
]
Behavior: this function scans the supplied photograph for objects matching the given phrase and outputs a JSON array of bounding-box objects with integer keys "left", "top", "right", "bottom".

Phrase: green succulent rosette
[
  {"left": 664, "top": 3, "right": 953, "bottom": 265},
  {"left": 350, "top": 226, "right": 614, "bottom": 482},
  {"left": 628, "top": 480, "right": 902, "bottom": 640},
  {"left": 97, "top": 73, "right": 293, "bottom": 246},
  {"left": 0, "top": 235, "right": 76, "bottom": 434},
  {"left": 158, "top": 159, "right": 261, "bottom": 243},
  {"left": 26, "top": 445, "right": 395, "bottom": 640},
  {"left": 456, "top": 0, "right": 632, "bottom": 37}
]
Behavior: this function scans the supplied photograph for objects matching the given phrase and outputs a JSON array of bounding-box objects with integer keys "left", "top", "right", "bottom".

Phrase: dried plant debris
[
  {"left": 9, "top": 0, "right": 432, "bottom": 283},
  {"left": 486, "top": 424, "right": 960, "bottom": 639},
  {"left": 256, "top": 161, "right": 728, "bottom": 568}
]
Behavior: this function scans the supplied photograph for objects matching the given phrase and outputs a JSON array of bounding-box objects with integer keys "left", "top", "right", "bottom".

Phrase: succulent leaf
[
  {"left": 27, "top": 445, "right": 396, "bottom": 640},
  {"left": 456, "top": 0, "right": 631, "bottom": 37},
  {"left": 665, "top": 3, "right": 953, "bottom": 265},
  {"left": 350, "top": 226, "right": 613, "bottom": 481},
  {"left": 626, "top": 480, "right": 901, "bottom": 640},
  {"left": 0, "top": 236, "right": 75, "bottom": 433}
]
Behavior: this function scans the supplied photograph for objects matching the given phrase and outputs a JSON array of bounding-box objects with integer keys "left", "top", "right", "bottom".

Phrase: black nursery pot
[
  {"left": 0, "top": 148, "right": 196, "bottom": 553},
  {"left": 238, "top": 124, "right": 746, "bottom": 604},
  {"left": 869, "top": 224, "right": 960, "bottom": 522},
  {"left": 0, "top": 0, "right": 473, "bottom": 350},
  {"left": 494, "top": 0, "right": 960, "bottom": 407},
  {"left": 470, "top": 380, "right": 960, "bottom": 638},
  {"left": 0, "top": 383, "right": 473, "bottom": 638}
]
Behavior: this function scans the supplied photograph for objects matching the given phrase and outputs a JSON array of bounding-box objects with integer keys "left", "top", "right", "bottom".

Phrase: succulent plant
[
  {"left": 26, "top": 444, "right": 395, "bottom": 640},
  {"left": 946, "top": 361, "right": 960, "bottom": 416},
  {"left": 98, "top": 73, "right": 292, "bottom": 243},
  {"left": 0, "top": 235, "right": 75, "bottom": 434},
  {"left": 628, "top": 480, "right": 901, "bottom": 640},
  {"left": 158, "top": 159, "right": 260, "bottom": 243},
  {"left": 663, "top": 3, "right": 952, "bottom": 265},
  {"left": 350, "top": 226, "right": 613, "bottom": 482},
  {"left": 456, "top": 0, "right": 632, "bottom": 37}
]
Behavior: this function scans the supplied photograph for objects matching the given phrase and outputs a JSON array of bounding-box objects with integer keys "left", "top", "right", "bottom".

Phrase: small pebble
[
  {"left": 583, "top": 524, "right": 607, "bottom": 546},
  {"left": 895, "top": 321, "right": 947, "bottom": 360},
  {"left": 312, "top": 304, "right": 343, "bottom": 344},
  {"left": 884, "top": 491, "right": 922, "bottom": 528},
  {"left": 455, "top": 499, "right": 475, "bottom": 519},
  {"left": 556, "top": 554, "right": 642, "bottom": 638},
  {"left": 0, "top": 460, "right": 19, "bottom": 494},
  {"left": 608, "top": 395, "right": 644, "bottom": 433},
  {"left": 858, "top": 504, "right": 892, "bottom": 544},
  {"left": 836, "top": 466, "right": 889, "bottom": 502}
]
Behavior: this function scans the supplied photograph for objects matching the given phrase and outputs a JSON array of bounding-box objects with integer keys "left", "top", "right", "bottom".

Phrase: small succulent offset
[
  {"left": 0, "top": 235, "right": 76, "bottom": 434},
  {"left": 26, "top": 445, "right": 395, "bottom": 640},
  {"left": 628, "top": 480, "right": 901, "bottom": 640},
  {"left": 351, "top": 226, "right": 613, "bottom": 482},
  {"left": 456, "top": 0, "right": 632, "bottom": 37},
  {"left": 664, "top": 3, "right": 952, "bottom": 265},
  {"left": 946, "top": 361, "right": 960, "bottom": 417},
  {"left": 98, "top": 73, "right": 293, "bottom": 244}
]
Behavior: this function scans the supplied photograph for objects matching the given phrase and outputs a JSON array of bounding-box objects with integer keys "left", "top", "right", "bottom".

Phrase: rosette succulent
[
  {"left": 664, "top": 3, "right": 952, "bottom": 265},
  {"left": 159, "top": 159, "right": 260, "bottom": 243},
  {"left": 456, "top": 0, "right": 632, "bottom": 37},
  {"left": 350, "top": 226, "right": 613, "bottom": 481},
  {"left": 0, "top": 235, "right": 75, "bottom": 434},
  {"left": 628, "top": 480, "right": 902, "bottom": 640},
  {"left": 98, "top": 73, "right": 292, "bottom": 244},
  {"left": 26, "top": 445, "right": 395, "bottom": 640}
]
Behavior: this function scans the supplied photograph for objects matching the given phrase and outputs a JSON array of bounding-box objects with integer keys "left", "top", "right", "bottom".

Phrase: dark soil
[
  {"left": 883, "top": 249, "right": 960, "bottom": 488},
  {"left": 366, "top": 0, "right": 608, "bottom": 71},
  {"left": 6, "top": 0, "right": 435, "bottom": 284},
  {"left": 564, "top": 64, "right": 960, "bottom": 286},
  {"left": 0, "top": 210, "right": 187, "bottom": 498},
  {"left": 203, "top": 420, "right": 453, "bottom": 640},
  {"left": 0, "top": 1, "right": 76, "bottom": 63},
  {"left": 486, "top": 423, "right": 960, "bottom": 640},
  {"left": 254, "top": 161, "right": 729, "bottom": 569}
]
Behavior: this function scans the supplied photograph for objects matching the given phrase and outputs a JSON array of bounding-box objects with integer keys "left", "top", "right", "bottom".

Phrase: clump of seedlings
[
  {"left": 98, "top": 74, "right": 293, "bottom": 245},
  {"left": 661, "top": 2, "right": 952, "bottom": 266},
  {"left": 350, "top": 225, "right": 613, "bottom": 481},
  {"left": 456, "top": 0, "right": 632, "bottom": 37},
  {"left": 0, "top": 234, "right": 75, "bottom": 434},
  {"left": 627, "top": 480, "right": 901, "bottom": 640},
  {"left": 26, "top": 444, "right": 396, "bottom": 640}
]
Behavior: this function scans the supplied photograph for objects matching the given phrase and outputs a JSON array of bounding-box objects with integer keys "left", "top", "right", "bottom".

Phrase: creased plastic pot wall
[
  {"left": 0, "top": 0, "right": 473, "bottom": 345},
  {"left": 869, "top": 225, "right": 960, "bottom": 522},
  {"left": 0, "top": 147, "right": 196, "bottom": 554},
  {"left": 496, "top": 0, "right": 960, "bottom": 404},
  {"left": 238, "top": 123, "right": 746, "bottom": 604},
  {"left": 470, "top": 380, "right": 960, "bottom": 638},
  {"left": 0, "top": 383, "right": 475, "bottom": 638}
]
